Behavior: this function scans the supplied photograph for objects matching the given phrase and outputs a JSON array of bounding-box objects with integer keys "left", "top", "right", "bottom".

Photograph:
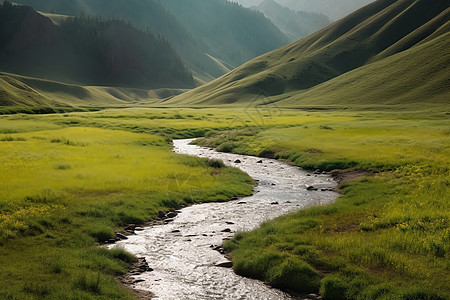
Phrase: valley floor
[{"left": 0, "top": 107, "right": 448, "bottom": 299}]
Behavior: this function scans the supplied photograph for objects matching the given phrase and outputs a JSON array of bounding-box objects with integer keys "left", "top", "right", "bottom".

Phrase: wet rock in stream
[
  {"left": 166, "top": 212, "right": 178, "bottom": 218},
  {"left": 115, "top": 232, "right": 128, "bottom": 240},
  {"left": 216, "top": 261, "right": 233, "bottom": 268},
  {"left": 111, "top": 139, "right": 338, "bottom": 300}
]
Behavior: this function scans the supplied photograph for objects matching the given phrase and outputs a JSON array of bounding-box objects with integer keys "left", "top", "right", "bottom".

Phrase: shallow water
[{"left": 112, "top": 139, "right": 338, "bottom": 299}]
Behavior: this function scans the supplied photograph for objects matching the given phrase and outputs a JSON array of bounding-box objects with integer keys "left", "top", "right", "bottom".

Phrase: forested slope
[{"left": 0, "top": 2, "right": 193, "bottom": 89}]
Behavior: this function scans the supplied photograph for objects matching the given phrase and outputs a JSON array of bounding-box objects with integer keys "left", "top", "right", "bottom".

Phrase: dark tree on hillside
[
  {"left": 0, "top": 3, "right": 193, "bottom": 88},
  {"left": 60, "top": 16, "right": 194, "bottom": 88},
  {"left": 0, "top": 1, "right": 33, "bottom": 50}
]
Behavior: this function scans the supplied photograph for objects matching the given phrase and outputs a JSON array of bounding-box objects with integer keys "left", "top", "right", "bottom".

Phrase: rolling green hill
[
  {"left": 255, "top": 0, "right": 331, "bottom": 42},
  {"left": 0, "top": 2, "right": 193, "bottom": 89},
  {"left": 0, "top": 71, "right": 186, "bottom": 113},
  {"left": 166, "top": 0, "right": 450, "bottom": 110},
  {"left": 276, "top": 31, "right": 450, "bottom": 109}
]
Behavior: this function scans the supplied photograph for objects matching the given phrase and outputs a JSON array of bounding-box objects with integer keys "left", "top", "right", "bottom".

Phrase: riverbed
[{"left": 111, "top": 139, "right": 338, "bottom": 299}]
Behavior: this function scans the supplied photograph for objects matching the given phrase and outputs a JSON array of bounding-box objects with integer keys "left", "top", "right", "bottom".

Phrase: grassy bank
[
  {"left": 1, "top": 108, "right": 448, "bottom": 298},
  {"left": 196, "top": 111, "right": 449, "bottom": 299},
  {"left": 0, "top": 119, "right": 253, "bottom": 298}
]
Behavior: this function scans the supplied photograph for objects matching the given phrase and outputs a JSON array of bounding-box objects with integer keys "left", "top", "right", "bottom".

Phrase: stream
[{"left": 111, "top": 139, "right": 339, "bottom": 299}]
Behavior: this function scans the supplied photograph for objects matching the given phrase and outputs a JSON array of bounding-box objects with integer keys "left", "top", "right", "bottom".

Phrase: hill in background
[
  {"left": 254, "top": 0, "right": 331, "bottom": 42},
  {"left": 12, "top": 0, "right": 290, "bottom": 82},
  {"left": 0, "top": 71, "right": 186, "bottom": 111},
  {"left": 161, "top": 0, "right": 287, "bottom": 68},
  {"left": 166, "top": 0, "right": 450, "bottom": 110},
  {"left": 233, "top": 0, "right": 375, "bottom": 20},
  {"left": 0, "top": 2, "right": 193, "bottom": 89}
]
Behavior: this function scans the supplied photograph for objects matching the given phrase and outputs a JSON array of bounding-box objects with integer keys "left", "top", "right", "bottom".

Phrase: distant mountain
[
  {"left": 255, "top": 0, "right": 331, "bottom": 42},
  {"left": 275, "top": 0, "right": 376, "bottom": 20},
  {"left": 0, "top": 2, "right": 193, "bottom": 89},
  {"left": 232, "top": 0, "right": 374, "bottom": 20},
  {"left": 161, "top": 0, "right": 288, "bottom": 67},
  {"left": 232, "top": 0, "right": 262, "bottom": 7},
  {"left": 165, "top": 0, "right": 450, "bottom": 109},
  {"left": 12, "top": 0, "right": 289, "bottom": 82}
]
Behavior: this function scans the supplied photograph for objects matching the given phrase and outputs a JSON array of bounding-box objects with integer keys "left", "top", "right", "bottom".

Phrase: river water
[{"left": 111, "top": 139, "right": 338, "bottom": 299}]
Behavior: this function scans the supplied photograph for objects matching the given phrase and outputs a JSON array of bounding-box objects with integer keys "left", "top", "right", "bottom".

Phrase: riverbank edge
[{"left": 117, "top": 139, "right": 347, "bottom": 299}]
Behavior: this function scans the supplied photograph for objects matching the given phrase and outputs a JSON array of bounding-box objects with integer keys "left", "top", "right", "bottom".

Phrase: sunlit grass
[
  {"left": 0, "top": 125, "right": 253, "bottom": 299},
  {"left": 196, "top": 115, "right": 449, "bottom": 170},
  {"left": 195, "top": 112, "right": 450, "bottom": 299},
  {"left": 0, "top": 108, "right": 448, "bottom": 298},
  {"left": 0, "top": 108, "right": 355, "bottom": 137}
]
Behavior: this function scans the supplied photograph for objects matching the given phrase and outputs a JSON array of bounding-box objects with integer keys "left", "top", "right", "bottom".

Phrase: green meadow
[
  {"left": 0, "top": 108, "right": 449, "bottom": 299},
  {"left": 195, "top": 110, "right": 449, "bottom": 299},
  {"left": 0, "top": 111, "right": 256, "bottom": 299}
]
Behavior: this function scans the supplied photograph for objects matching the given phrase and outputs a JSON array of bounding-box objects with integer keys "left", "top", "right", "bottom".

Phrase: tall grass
[
  {"left": 0, "top": 108, "right": 448, "bottom": 298},
  {"left": 0, "top": 125, "right": 253, "bottom": 299},
  {"left": 211, "top": 112, "right": 450, "bottom": 299}
]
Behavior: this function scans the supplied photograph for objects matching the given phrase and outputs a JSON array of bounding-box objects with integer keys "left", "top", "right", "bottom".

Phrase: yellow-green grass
[
  {"left": 196, "top": 112, "right": 449, "bottom": 299},
  {"left": 0, "top": 108, "right": 355, "bottom": 140},
  {"left": 195, "top": 112, "right": 449, "bottom": 169},
  {"left": 0, "top": 125, "right": 253, "bottom": 299},
  {"left": 1, "top": 108, "right": 449, "bottom": 299}
]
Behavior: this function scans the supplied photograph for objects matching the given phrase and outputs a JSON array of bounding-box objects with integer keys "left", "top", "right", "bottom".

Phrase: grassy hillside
[
  {"left": 0, "top": 2, "right": 193, "bottom": 89},
  {"left": 276, "top": 31, "right": 450, "bottom": 109},
  {"left": 167, "top": 0, "right": 450, "bottom": 108},
  {"left": 256, "top": 0, "right": 331, "bottom": 42},
  {"left": 0, "top": 72, "right": 187, "bottom": 113},
  {"left": 0, "top": 73, "right": 57, "bottom": 108}
]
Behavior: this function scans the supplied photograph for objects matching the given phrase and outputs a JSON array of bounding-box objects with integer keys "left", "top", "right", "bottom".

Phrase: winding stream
[{"left": 111, "top": 139, "right": 339, "bottom": 299}]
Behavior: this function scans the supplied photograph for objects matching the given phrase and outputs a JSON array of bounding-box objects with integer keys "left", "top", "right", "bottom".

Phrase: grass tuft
[
  {"left": 320, "top": 276, "right": 348, "bottom": 300},
  {"left": 206, "top": 158, "right": 225, "bottom": 168},
  {"left": 89, "top": 227, "right": 115, "bottom": 243},
  {"left": 73, "top": 272, "right": 102, "bottom": 294}
]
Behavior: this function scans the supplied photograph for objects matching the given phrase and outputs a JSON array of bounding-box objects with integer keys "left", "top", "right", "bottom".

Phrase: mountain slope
[
  {"left": 275, "top": 0, "right": 376, "bottom": 20},
  {"left": 0, "top": 2, "right": 193, "bottom": 89},
  {"left": 11, "top": 0, "right": 230, "bottom": 81},
  {"left": 233, "top": 0, "right": 262, "bottom": 7},
  {"left": 277, "top": 30, "right": 450, "bottom": 108},
  {"left": 166, "top": 0, "right": 450, "bottom": 109},
  {"left": 255, "top": 0, "right": 331, "bottom": 42},
  {"left": 161, "top": 0, "right": 288, "bottom": 67},
  {"left": 13, "top": 0, "right": 290, "bottom": 81}
]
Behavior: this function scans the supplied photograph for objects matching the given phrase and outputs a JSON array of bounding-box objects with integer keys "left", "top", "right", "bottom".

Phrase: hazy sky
[{"left": 232, "top": 0, "right": 376, "bottom": 20}]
